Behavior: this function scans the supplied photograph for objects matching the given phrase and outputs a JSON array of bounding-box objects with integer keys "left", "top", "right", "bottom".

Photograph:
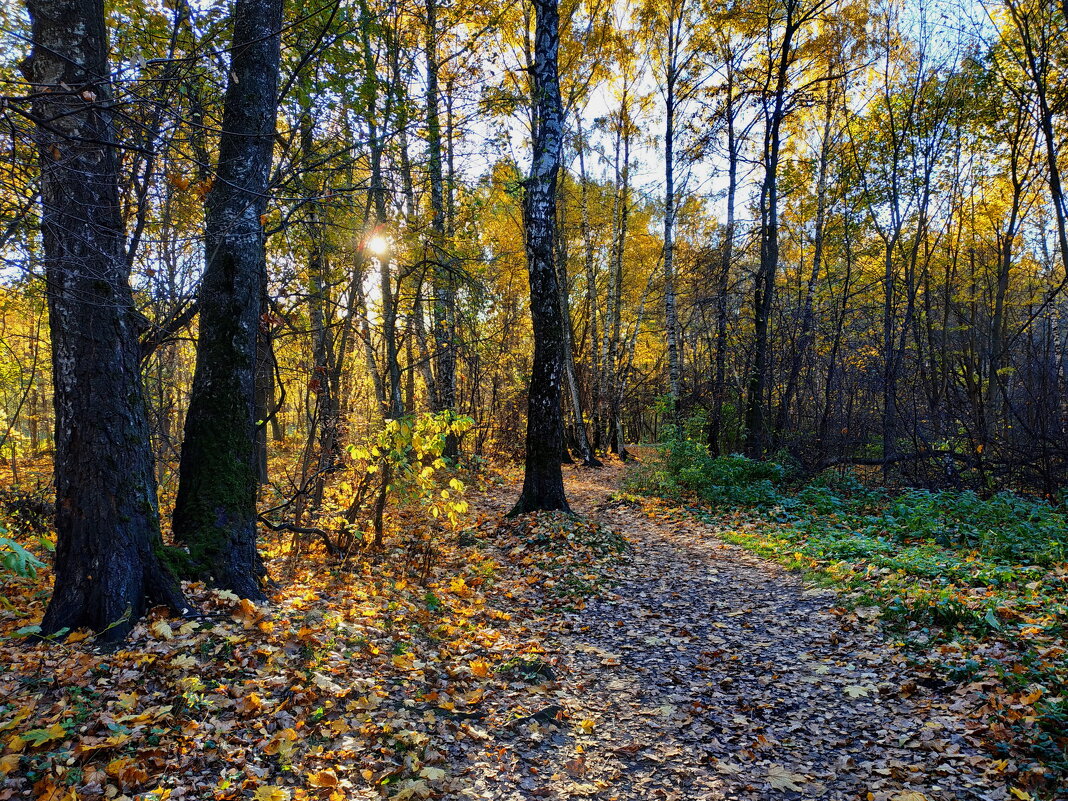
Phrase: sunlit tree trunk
[{"left": 575, "top": 119, "right": 601, "bottom": 447}]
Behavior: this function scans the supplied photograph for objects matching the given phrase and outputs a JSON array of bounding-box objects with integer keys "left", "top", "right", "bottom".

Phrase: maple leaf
[
  {"left": 767, "top": 765, "right": 807, "bottom": 792},
  {"left": 392, "top": 780, "right": 431, "bottom": 800},
  {"left": 22, "top": 723, "right": 67, "bottom": 747},
  {"left": 151, "top": 620, "right": 174, "bottom": 640},
  {"left": 233, "top": 598, "right": 264, "bottom": 627},
  {"left": 843, "top": 684, "right": 872, "bottom": 698},
  {"left": 563, "top": 757, "right": 587, "bottom": 778}
]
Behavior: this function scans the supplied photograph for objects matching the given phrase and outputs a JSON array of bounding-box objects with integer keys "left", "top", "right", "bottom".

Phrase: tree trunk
[
  {"left": 510, "top": 0, "right": 570, "bottom": 515},
  {"left": 172, "top": 0, "right": 282, "bottom": 599},
  {"left": 425, "top": 0, "right": 459, "bottom": 457},
  {"left": 28, "top": 0, "right": 187, "bottom": 641},
  {"left": 663, "top": 46, "right": 682, "bottom": 417},
  {"left": 775, "top": 79, "right": 834, "bottom": 441},
  {"left": 575, "top": 118, "right": 600, "bottom": 450},
  {"left": 555, "top": 181, "right": 600, "bottom": 466},
  {"left": 709, "top": 62, "right": 738, "bottom": 456},
  {"left": 745, "top": 3, "right": 796, "bottom": 457}
]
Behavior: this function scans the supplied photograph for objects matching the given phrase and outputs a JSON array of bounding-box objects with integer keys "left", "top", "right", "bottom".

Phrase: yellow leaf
[
  {"left": 263, "top": 728, "right": 298, "bottom": 757},
  {"left": 578, "top": 719, "right": 596, "bottom": 734},
  {"left": 237, "top": 692, "right": 264, "bottom": 716},
  {"left": 470, "top": 659, "right": 491, "bottom": 678},
  {"left": 1020, "top": 688, "right": 1042, "bottom": 705},
  {"left": 308, "top": 770, "right": 339, "bottom": 788},
  {"left": 253, "top": 786, "right": 291, "bottom": 801},
  {"left": 1010, "top": 790, "right": 1033, "bottom": 801},
  {"left": 150, "top": 620, "right": 174, "bottom": 640},
  {"left": 232, "top": 598, "right": 263, "bottom": 627},
  {"left": 0, "top": 754, "right": 19, "bottom": 775}
]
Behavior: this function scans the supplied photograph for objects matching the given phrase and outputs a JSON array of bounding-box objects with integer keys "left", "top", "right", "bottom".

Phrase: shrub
[{"left": 626, "top": 422, "right": 785, "bottom": 508}]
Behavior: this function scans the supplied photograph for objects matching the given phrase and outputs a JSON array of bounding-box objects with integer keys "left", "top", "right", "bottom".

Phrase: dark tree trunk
[
  {"left": 708, "top": 59, "right": 738, "bottom": 456},
  {"left": 27, "top": 0, "right": 187, "bottom": 641},
  {"left": 172, "top": 0, "right": 282, "bottom": 599},
  {"left": 510, "top": 0, "right": 570, "bottom": 515},
  {"left": 745, "top": 1, "right": 797, "bottom": 457},
  {"left": 425, "top": 0, "right": 459, "bottom": 458}
]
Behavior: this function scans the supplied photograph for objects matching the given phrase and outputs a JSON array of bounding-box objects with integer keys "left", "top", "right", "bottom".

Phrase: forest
[{"left": 0, "top": 0, "right": 1066, "bottom": 798}]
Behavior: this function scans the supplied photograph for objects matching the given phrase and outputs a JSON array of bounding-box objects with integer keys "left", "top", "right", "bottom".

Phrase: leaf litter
[{"left": 0, "top": 462, "right": 1029, "bottom": 800}]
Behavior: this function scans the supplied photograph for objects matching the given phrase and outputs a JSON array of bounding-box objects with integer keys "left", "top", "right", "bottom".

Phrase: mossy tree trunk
[
  {"left": 510, "top": 0, "right": 570, "bottom": 515},
  {"left": 27, "top": 0, "right": 188, "bottom": 642},
  {"left": 172, "top": 0, "right": 282, "bottom": 599}
]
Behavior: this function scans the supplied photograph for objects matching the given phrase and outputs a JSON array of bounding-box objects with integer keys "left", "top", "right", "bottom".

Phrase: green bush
[{"left": 627, "top": 428, "right": 784, "bottom": 508}]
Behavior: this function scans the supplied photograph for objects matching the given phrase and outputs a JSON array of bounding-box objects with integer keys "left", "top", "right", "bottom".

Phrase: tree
[
  {"left": 172, "top": 0, "right": 283, "bottom": 598},
  {"left": 510, "top": 0, "right": 571, "bottom": 515},
  {"left": 425, "top": 0, "right": 458, "bottom": 448},
  {"left": 26, "top": 0, "right": 187, "bottom": 640}
]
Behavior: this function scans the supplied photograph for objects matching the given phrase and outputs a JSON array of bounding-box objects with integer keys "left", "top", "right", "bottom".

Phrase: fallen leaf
[{"left": 768, "top": 765, "right": 807, "bottom": 792}]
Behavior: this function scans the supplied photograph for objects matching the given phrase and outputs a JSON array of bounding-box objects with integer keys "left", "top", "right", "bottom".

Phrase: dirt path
[{"left": 456, "top": 463, "right": 1006, "bottom": 801}]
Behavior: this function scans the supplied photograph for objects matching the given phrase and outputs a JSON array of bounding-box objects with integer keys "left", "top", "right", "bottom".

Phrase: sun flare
[{"left": 366, "top": 234, "right": 389, "bottom": 257}]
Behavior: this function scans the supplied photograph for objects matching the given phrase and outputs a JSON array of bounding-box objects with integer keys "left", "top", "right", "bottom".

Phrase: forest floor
[
  {"left": 0, "top": 458, "right": 1046, "bottom": 801},
  {"left": 459, "top": 461, "right": 1010, "bottom": 801}
]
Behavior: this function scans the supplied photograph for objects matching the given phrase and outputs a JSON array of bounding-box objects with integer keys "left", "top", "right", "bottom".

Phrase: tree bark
[
  {"left": 27, "top": 0, "right": 187, "bottom": 641},
  {"left": 708, "top": 51, "right": 738, "bottom": 455},
  {"left": 510, "top": 0, "right": 570, "bottom": 515},
  {"left": 425, "top": 0, "right": 459, "bottom": 457},
  {"left": 172, "top": 0, "right": 282, "bottom": 599},
  {"left": 745, "top": 0, "right": 798, "bottom": 457},
  {"left": 662, "top": 8, "right": 682, "bottom": 419}
]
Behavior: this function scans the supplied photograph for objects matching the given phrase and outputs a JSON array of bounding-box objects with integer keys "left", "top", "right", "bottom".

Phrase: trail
[{"left": 455, "top": 462, "right": 1006, "bottom": 801}]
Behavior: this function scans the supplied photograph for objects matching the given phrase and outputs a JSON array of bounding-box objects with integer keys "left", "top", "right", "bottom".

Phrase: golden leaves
[
  {"left": 307, "top": 769, "right": 339, "bottom": 788},
  {"left": 253, "top": 786, "right": 291, "bottom": 801},
  {"left": 0, "top": 753, "right": 19, "bottom": 775},
  {"left": 263, "top": 728, "right": 298, "bottom": 759},
  {"left": 106, "top": 756, "right": 150, "bottom": 789}
]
